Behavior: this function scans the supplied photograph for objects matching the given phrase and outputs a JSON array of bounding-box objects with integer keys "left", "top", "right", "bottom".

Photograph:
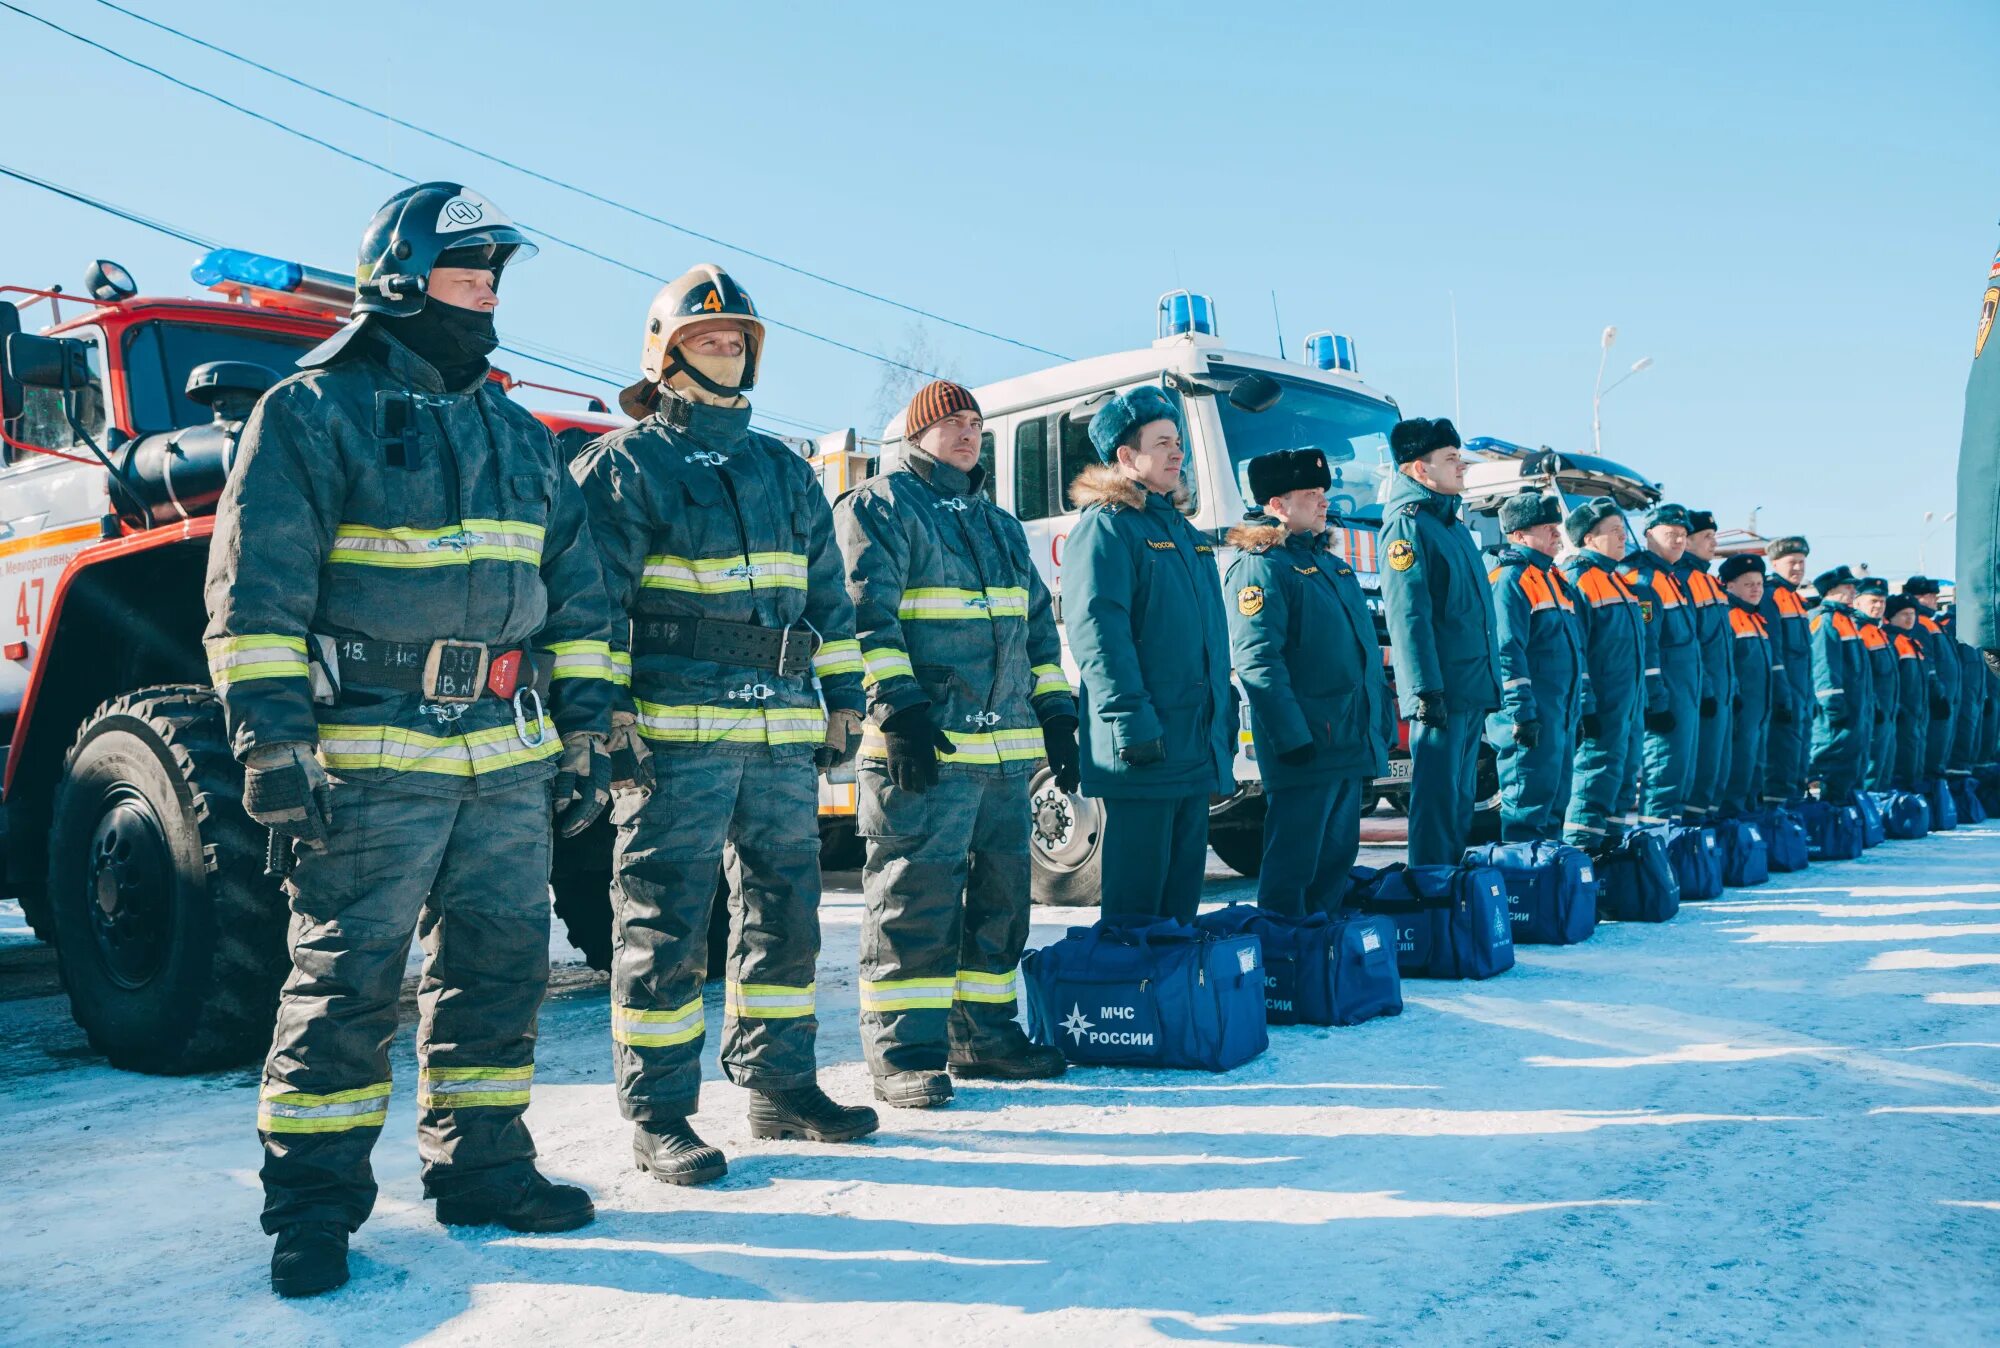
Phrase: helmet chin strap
[{"left": 661, "top": 346, "right": 750, "bottom": 406}]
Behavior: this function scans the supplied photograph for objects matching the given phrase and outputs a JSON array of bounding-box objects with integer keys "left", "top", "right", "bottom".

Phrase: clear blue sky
[{"left": 2, "top": 0, "right": 1994, "bottom": 574}]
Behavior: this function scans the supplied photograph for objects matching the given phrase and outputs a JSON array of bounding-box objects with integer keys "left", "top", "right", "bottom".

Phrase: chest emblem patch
[
  {"left": 1640, "top": 599, "right": 1655, "bottom": 623},
  {"left": 1386, "top": 539, "right": 1416, "bottom": 572},
  {"left": 1237, "top": 585, "right": 1265, "bottom": 617}
]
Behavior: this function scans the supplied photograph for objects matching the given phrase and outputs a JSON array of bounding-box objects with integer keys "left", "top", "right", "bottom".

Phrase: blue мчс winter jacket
[
  {"left": 1377, "top": 471, "right": 1500, "bottom": 715},
  {"left": 1062, "top": 464, "right": 1236, "bottom": 799},
  {"left": 1223, "top": 517, "right": 1392, "bottom": 789}
]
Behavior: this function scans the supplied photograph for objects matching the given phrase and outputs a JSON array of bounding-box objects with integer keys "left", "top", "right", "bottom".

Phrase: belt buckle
[
  {"left": 423, "top": 639, "right": 489, "bottom": 703},
  {"left": 778, "top": 626, "right": 816, "bottom": 679}
]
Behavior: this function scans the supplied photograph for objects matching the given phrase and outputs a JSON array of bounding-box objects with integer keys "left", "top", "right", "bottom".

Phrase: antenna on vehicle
[{"left": 1269, "top": 290, "right": 1286, "bottom": 361}]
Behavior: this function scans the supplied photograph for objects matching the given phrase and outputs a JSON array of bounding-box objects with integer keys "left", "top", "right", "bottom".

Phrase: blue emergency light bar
[
  {"left": 1157, "top": 290, "right": 1217, "bottom": 339},
  {"left": 1304, "top": 330, "right": 1359, "bottom": 374},
  {"left": 191, "top": 248, "right": 355, "bottom": 314}
]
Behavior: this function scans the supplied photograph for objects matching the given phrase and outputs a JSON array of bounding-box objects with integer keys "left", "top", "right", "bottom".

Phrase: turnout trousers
[
  {"left": 1099, "top": 793, "right": 1210, "bottom": 924},
  {"left": 611, "top": 751, "right": 821, "bottom": 1121},
  {"left": 1257, "top": 776, "right": 1366, "bottom": 917},
  {"left": 1408, "top": 709, "right": 1482, "bottom": 866},
  {"left": 856, "top": 765, "right": 1034, "bottom": 1076},
  {"left": 258, "top": 778, "right": 553, "bottom": 1234}
]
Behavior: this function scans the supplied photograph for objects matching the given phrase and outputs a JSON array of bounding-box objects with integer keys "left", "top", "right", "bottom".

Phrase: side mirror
[
  {"left": 5, "top": 332, "right": 93, "bottom": 390},
  {"left": 185, "top": 360, "right": 278, "bottom": 423},
  {"left": 1225, "top": 373, "right": 1281, "bottom": 413},
  {"left": 0, "top": 302, "right": 20, "bottom": 423}
]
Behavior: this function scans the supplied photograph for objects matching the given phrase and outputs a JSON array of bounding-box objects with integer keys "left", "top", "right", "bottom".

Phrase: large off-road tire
[
  {"left": 550, "top": 813, "right": 727, "bottom": 979},
  {"left": 46, "top": 685, "right": 287, "bottom": 1074},
  {"left": 1028, "top": 767, "right": 1102, "bottom": 907}
]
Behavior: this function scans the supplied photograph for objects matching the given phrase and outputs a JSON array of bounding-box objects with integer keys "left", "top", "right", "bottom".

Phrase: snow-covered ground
[{"left": 3, "top": 829, "right": 1998, "bottom": 1347}]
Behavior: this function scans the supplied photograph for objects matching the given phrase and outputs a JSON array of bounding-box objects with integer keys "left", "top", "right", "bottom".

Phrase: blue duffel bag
[
  {"left": 1760, "top": 806, "right": 1811, "bottom": 872},
  {"left": 1668, "top": 824, "right": 1724, "bottom": 900},
  {"left": 1023, "top": 919, "right": 1268, "bottom": 1071},
  {"left": 1345, "top": 864, "right": 1515, "bottom": 980},
  {"left": 1926, "top": 778, "right": 1958, "bottom": 831},
  {"left": 1462, "top": 840, "right": 1597, "bottom": 945},
  {"left": 1954, "top": 774, "right": 1989, "bottom": 824},
  {"left": 1855, "top": 791, "right": 1887, "bottom": 846},
  {"left": 1800, "top": 798, "right": 1865, "bottom": 860},
  {"left": 1715, "top": 817, "right": 1770, "bottom": 887},
  {"left": 1193, "top": 905, "right": 1403, "bottom": 1027},
  {"left": 1594, "top": 827, "right": 1681, "bottom": 922},
  {"left": 1977, "top": 765, "right": 2000, "bottom": 816},
  {"left": 1879, "top": 790, "right": 1931, "bottom": 840}
]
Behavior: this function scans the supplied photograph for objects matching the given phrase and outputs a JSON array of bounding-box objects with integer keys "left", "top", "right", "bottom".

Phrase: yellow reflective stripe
[
  {"left": 611, "top": 650, "right": 632, "bottom": 687},
  {"left": 418, "top": 1064, "right": 533, "bottom": 1109},
  {"left": 955, "top": 968, "right": 1019, "bottom": 1004},
  {"left": 316, "top": 719, "right": 562, "bottom": 776},
  {"left": 205, "top": 634, "right": 310, "bottom": 687},
  {"left": 632, "top": 701, "right": 827, "bottom": 746},
  {"left": 859, "top": 725, "right": 1046, "bottom": 764},
  {"left": 641, "top": 551, "right": 810, "bottom": 593},
  {"left": 896, "top": 587, "right": 1030, "bottom": 620},
  {"left": 258, "top": 1080, "right": 391, "bottom": 1134},
  {"left": 862, "top": 647, "right": 916, "bottom": 685},
  {"left": 1030, "top": 663, "right": 1072, "bottom": 698},
  {"left": 329, "top": 519, "right": 546, "bottom": 568},
  {"left": 611, "top": 997, "right": 706, "bottom": 1048},
  {"left": 812, "top": 638, "right": 864, "bottom": 677},
  {"left": 725, "top": 981, "right": 816, "bottom": 1018},
  {"left": 859, "top": 976, "right": 958, "bottom": 1012},
  {"left": 548, "top": 639, "right": 620, "bottom": 681}
]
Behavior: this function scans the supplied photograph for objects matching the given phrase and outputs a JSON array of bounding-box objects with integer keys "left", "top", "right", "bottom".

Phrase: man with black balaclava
[
  {"left": 571, "top": 264, "right": 878, "bottom": 1191},
  {"left": 206, "top": 183, "right": 620, "bottom": 1298}
]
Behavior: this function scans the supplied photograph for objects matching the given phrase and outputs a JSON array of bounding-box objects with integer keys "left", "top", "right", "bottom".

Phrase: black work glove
[
  {"left": 1772, "top": 700, "right": 1795, "bottom": 725},
  {"left": 882, "top": 703, "right": 954, "bottom": 793},
  {"left": 1645, "top": 708, "right": 1677, "bottom": 734},
  {"left": 1413, "top": 691, "right": 1449, "bottom": 728},
  {"left": 1874, "top": 708, "right": 1887, "bottom": 726},
  {"left": 606, "top": 710, "right": 655, "bottom": 792},
  {"left": 552, "top": 733, "right": 612, "bottom": 839},
  {"left": 1513, "top": 719, "right": 1542, "bottom": 750},
  {"left": 1119, "top": 737, "right": 1167, "bottom": 767},
  {"left": 1732, "top": 693, "right": 1743, "bottom": 713},
  {"left": 243, "top": 743, "right": 333, "bottom": 851},
  {"left": 1041, "top": 715, "right": 1081, "bottom": 794},
  {"left": 1700, "top": 696, "right": 1718, "bottom": 719},
  {"left": 1277, "top": 742, "right": 1315, "bottom": 767},
  {"left": 1933, "top": 694, "right": 1953, "bottom": 717},
  {"left": 1579, "top": 712, "right": 1603, "bottom": 740}
]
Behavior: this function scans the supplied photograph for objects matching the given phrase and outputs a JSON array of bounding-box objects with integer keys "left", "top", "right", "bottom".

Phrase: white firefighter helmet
[{"left": 618, "top": 263, "right": 766, "bottom": 419}]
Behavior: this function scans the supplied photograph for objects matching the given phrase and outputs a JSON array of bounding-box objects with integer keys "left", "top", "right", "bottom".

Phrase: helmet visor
[{"left": 433, "top": 227, "right": 538, "bottom": 273}]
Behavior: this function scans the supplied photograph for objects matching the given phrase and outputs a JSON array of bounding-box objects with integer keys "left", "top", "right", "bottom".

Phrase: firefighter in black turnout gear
[
  {"left": 572, "top": 264, "right": 878, "bottom": 1187},
  {"left": 205, "top": 184, "right": 619, "bottom": 1298},
  {"left": 834, "top": 381, "right": 1074, "bottom": 1108}
]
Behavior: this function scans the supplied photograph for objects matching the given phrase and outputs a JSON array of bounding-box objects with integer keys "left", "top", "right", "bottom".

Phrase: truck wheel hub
[{"left": 86, "top": 788, "right": 174, "bottom": 988}]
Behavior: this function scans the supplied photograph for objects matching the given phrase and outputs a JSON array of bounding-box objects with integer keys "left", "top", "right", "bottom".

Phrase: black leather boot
[
  {"left": 872, "top": 1069, "right": 954, "bottom": 1108},
  {"left": 270, "top": 1222, "right": 349, "bottom": 1299},
  {"left": 748, "top": 1081, "right": 880, "bottom": 1142},
  {"left": 434, "top": 1172, "right": 595, "bottom": 1233},
  {"left": 634, "top": 1117, "right": 728, "bottom": 1186}
]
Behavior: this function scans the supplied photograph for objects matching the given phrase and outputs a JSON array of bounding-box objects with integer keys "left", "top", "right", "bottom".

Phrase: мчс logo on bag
[{"left": 1061, "top": 1002, "right": 1155, "bottom": 1047}]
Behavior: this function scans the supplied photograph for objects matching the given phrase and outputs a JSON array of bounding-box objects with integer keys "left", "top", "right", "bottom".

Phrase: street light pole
[
  {"left": 1593, "top": 347, "right": 1654, "bottom": 454},
  {"left": 1593, "top": 326, "right": 1616, "bottom": 455},
  {"left": 1920, "top": 510, "right": 1957, "bottom": 572}
]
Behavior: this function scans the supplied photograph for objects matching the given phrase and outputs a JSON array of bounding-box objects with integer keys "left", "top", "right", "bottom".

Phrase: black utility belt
[
  {"left": 319, "top": 636, "right": 553, "bottom": 704},
  {"left": 629, "top": 617, "right": 817, "bottom": 678}
]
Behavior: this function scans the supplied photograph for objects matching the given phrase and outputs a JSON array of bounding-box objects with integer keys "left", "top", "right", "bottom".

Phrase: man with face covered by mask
[
  {"left": 572, "top": 264, "right": 877, "bottom": 1189},
  {"left": 205, "top": 184, "right": 620, "bottom": 1297}
]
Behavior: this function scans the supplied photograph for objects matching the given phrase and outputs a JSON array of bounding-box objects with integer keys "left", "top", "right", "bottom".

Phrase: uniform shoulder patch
[
  {"left": 1639, "top": 599, "right": 1654, "bottom": 623},
  {"left": 1386, "top": 538, "right": 1417, "bottom": 572},
  {"left": 1237, "top": 585, "right": 1265, "bottom": 617},
  {"left": 1195, "top": 543, "right": 1215, "bottom": 554},
  {"left": 1399, "top": 502, "right": 1421, "bottom": 518}
]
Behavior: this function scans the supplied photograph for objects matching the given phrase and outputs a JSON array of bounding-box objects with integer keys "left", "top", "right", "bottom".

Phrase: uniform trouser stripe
[
  {"left": 859, "top": 977, "right": 958, "bottom": 1012},
  {"left": 259, "top": 1082, "right": 393, "bottom": 1134},
  {"left": 954, "top": 969, "right": 1018, "bottom": 1004},
  {"left": 612, "top": 997, "right": 707, "bottom": 1047},
  {"left": 726, "top": 982, "right": 817, "bottom": 1018},
  {"left": 419, "top": 1065, "right": 534, "bottom": 1109}
]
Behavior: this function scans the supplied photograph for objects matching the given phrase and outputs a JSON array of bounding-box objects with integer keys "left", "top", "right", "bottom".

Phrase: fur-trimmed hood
[
  {"left": 1224, "top": 520, "right": 1289, "bottom": 553},
  {"left": 1067, "top": 463, "right": 1191, "bottom": 512}
]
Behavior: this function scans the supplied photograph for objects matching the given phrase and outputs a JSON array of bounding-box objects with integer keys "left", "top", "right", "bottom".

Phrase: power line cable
[
  {"left": 0, "top": 0, "right": 943, "bottom": 379},
  {"left": 90, "top": 0, "right": 1070, "bottom": 363},
  {"left": 0, "top": 161, "right": 829, "bottom": 437}
]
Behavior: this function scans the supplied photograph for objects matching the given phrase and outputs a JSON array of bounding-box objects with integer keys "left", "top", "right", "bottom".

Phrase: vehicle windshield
[
  {"left": 1210, "top": 364, "right": 1400, "bottom": 520},
  {"left": 122, "top": 321, "right": 321, "bottom": 432}
]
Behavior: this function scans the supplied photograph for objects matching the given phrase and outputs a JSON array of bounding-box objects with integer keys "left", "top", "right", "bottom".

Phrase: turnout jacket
[
  {"left": 570, "top": 396, "right": 864, "bottom": 757},
  {"left": 1378, "top": 471, "right": 1500, "bottom": 716},
  {"left": 1676, "top": 557, "right": 1735, "bottom": 712},
  {"left": 833, "top": 449, "right": 1074, "bottom": 771},
  {"left": 1758, "top": 576, "right": 1812, "bottom": 725},
  {"left": 1063, "top": 465, "right": 1236, "bottom": 799},
  {"left": 203, "top": 329, "right": 617, "bottom": 797},
  {"left": 1561, "top": 549, "right": 1646, "bottom": 725},
  {"left": 1487, "top": 544, "right": 1589, "bottom": 728},
  {"left": 1620, "top": 548, "right": 1699, "bottom": 715},
  {"left": 1223, "top": 518, "right": 1393, "bottom": 788}
]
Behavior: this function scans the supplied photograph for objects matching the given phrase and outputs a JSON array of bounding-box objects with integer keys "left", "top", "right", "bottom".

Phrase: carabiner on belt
[{"left": 513, "top": 686, "right": 549, "bottom": 748}]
